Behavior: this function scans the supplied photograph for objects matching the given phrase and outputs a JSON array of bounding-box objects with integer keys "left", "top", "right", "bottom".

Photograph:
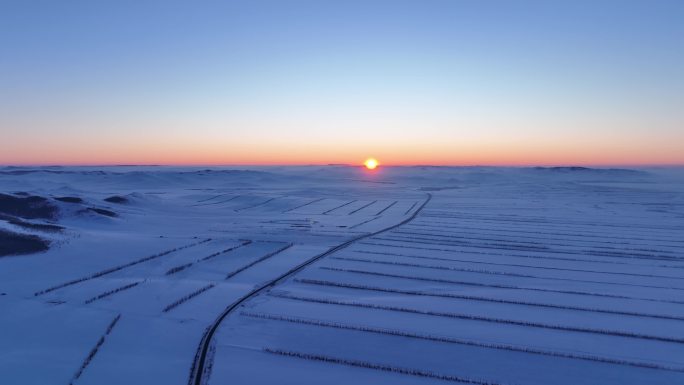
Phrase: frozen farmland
[{"left": 1, "top": 166, "right": 683, "bottom": 385}]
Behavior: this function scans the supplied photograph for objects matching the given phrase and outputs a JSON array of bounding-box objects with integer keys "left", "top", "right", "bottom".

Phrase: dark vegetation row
[
  {"left": 165, "top": 240, "right": 252, "bottom": 275},
  {"left": 282, "top": 198, "right": 324, "bottom": 213},
  {"left": 403, "top": 201, "right": 418, "bottom": 215},
  {"left": 84, "top": 281, "right": 143, "bottom": 304},
  {"left": 225, "top": 243, "right": 293, "bottom": 279},
  {"left": 349, "top": 217, "right": 379, "bottom": 229},
  {"left": 262, "top": 347, "right": 500, "bottom": 384},
  {"left": 163, "top": 284, "right": 216, "bottom": 313},
  {"left": 69, "top": 314, "right": 121, "bottom": 384},
  {"left": 322, "top": 200, "right": 357, "bottom": 215},
  {"left": 375, "top": 201, "right": 397, "bottom": 215}
]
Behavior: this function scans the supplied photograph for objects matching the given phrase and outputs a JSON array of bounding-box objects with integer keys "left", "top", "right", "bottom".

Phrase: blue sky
[{"left": 1, "top": 0, "right": 682, "bottom": 165}]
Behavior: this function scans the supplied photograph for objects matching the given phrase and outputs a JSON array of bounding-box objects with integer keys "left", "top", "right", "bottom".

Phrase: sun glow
[{"left": 364, "top": 158, "right": 379, "bottom": 170}]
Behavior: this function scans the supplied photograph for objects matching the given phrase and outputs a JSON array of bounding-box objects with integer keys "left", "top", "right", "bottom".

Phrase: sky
[{"left": 1, "top": 0, "right": 683, "bottom": 166}]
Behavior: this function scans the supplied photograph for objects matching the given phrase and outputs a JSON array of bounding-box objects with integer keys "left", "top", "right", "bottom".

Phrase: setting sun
[{"left": 364, "top": 158, "right": 379, "bottom": 170}]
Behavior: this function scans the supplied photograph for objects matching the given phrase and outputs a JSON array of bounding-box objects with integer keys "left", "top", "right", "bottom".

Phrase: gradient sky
[{"left": 1, "top": 0, "right": 683, "bottom": 166}]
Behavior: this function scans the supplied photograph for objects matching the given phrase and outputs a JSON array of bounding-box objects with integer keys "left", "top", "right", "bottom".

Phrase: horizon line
[{"left": 2, "top": 162, "right": 684, "bottom": 168}]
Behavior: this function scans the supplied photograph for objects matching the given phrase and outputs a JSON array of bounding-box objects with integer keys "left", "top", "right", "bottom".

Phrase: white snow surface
[{"left": 1, "top": 165, "right": 683, "bottom": 385}]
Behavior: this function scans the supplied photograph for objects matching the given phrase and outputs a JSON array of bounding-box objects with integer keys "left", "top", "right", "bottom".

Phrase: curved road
[{"left": 189, "top": 193, "right": 432, "bottom": 385}]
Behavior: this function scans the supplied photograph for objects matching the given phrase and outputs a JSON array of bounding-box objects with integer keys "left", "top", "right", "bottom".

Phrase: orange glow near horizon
[
  {"left": 2, "top": 139, "right": 683, "bottom": 167},
  {"left": 364, "top": 158, "right": 379, "bottom": 170}
]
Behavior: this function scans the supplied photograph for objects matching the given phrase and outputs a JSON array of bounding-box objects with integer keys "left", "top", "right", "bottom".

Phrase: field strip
[
  {"left": 396, "top": 227, "right": 684, "bottom": 250},
  {"left": 294, "top": 278, "right": 684, "bottom": 321},
  {"left": 330, "top": 256, "right": 684, "bottom": 291},
  {"left": 359, "top": 241, "right": 684, "bottom": 263},
  {"left": 34, "top": 238, "right": 212, "bottom": 296},
  {"left": 408, "top": 222, "right": 684, "bottom": 246},
  {"left": 267, "top": 292, "right": 684, "bottom": 343},
  {"left": 318, "top": 266, "right": 684, "bottom": 305},
  {"left": 389, "top": 230, "right": 682, "bottom": 255},
  {"left": 414, "top": 217, "right": 684, "bottom": 240},
  {"left": 246, "top": 312, "right": 684, "bottom": 371},
  {"left": 379, "top": 234, "right": 680, "bottom": 260},
  {"left": 347, "top": 249, "right": 684, "bottom": 280},
  {"left": 352, "top": 248, "right": 677, "bottom": 268}
]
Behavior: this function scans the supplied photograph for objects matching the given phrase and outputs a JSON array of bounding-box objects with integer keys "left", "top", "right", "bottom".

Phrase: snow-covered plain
[{"left": 1, "top": 166, "right": 683, "bottom": 385}]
